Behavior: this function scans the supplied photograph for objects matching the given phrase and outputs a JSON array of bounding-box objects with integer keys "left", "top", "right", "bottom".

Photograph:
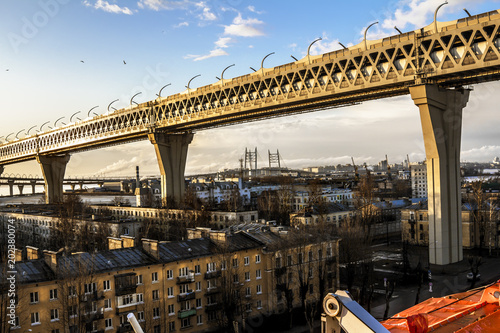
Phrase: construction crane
[{"left": 322, "top": 291, "right": 389, "bottom": 332}]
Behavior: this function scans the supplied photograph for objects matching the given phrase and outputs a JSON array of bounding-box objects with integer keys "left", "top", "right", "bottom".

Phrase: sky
[{"left": 1, "top": 0, "right": 500, "bottom": 178}]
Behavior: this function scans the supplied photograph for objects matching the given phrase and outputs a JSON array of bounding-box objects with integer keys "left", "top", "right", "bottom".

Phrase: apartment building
[
  {"left": 410, "top": 162, "right": 427, "bottom": 198},
  {"left": 3, "top": 228, "right": 339, "bottom": 333}
]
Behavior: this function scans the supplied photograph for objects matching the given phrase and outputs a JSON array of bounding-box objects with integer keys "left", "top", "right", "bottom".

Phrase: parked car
[{"left": 467, "top": 272, "right": 480, "bottom": 281}]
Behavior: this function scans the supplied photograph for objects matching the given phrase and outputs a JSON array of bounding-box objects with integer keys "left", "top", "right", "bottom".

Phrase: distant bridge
[{"left": 2, "top": 7, "right": 500, "bottom": 264}]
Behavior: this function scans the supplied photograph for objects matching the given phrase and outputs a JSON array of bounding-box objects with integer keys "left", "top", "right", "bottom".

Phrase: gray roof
[
  {"left": 57, "top": 247, "right": 157, "bottom": 276},
  {"left": 13, "top": 259, "right": 55, "bottom": 284},
  {"left": 158, "top": 238, "right": 212, "bottom": 262}
]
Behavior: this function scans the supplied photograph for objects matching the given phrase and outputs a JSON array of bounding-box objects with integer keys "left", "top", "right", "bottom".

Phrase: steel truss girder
[{"left": 2, "top": 10, "right": 500, "bottom": 165}]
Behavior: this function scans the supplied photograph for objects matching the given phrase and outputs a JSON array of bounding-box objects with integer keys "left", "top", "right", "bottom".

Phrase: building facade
[{"left": 410, "top": 162, "right": 427, "bottom": 198}]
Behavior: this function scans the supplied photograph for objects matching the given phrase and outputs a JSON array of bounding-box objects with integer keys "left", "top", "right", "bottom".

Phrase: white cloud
[
  {"left": 137, "top": 0, "right": 192, "bottom": 11},
  {"left": 247, "top": 6, "right": 263, "bottom": 14},
  {"left": 461, "top": 146, "right": 500, "bottom": 163},
  {"left": 184, "top": 48, "right": 228, "bottom": 61},
  {"left": 196, "top": 1, "right": 217, "bottom": 21},
  {"left": 84, "top": 0, "right": 133, "bottom": 15},
  {"left": 224, "top": 14, "right": 265, "bottom": 37},
  {"left": 214, "top": 37, "right": 233, "bottom": 48},
  {"left": 174, "top": 21, "right": 189, "bottom": 28}
]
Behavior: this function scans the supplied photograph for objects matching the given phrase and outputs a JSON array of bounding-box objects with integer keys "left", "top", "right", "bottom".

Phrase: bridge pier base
[
  {"left": 148, "top": 131, "right": 193, "bottom": 207},
  {"left": 410, "top": 84, "right": 470, "bottom": 266},
  {"left": 36, "top": 154, "right": 70, "bottom": 204},
  {"left": 17, "top": 185, "right": 24, "bottom": 196}
]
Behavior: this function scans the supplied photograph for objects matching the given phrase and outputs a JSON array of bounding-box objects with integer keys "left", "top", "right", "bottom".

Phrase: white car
[{"left": 467, "top": 272, "right": 480, "bottom": 281}]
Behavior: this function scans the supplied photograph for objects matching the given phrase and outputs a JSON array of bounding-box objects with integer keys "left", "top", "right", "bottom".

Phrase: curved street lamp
[
  {"left": 220, "top": 64, "right": 235, "bottom": 82},
  {"left": 434, "top": 1, "right": 448, "bottom": 33},
  {"left": 364, "top": 22, "right": 379, "bottom": 50},
  {"left": 157, "top": 84, "right": 171, "bottom": 98},
  {"left": 88, "top": 105, "right": 99, "bottom": 117},
  {"left": 54, "top": 117, "right": 65, "bottom": 127},
  {"left": 70, "top": 111, "right": 81, "bottom": 122},
  {"left": 130, "top": 92, "right": 142, "bottom": 106},
  {"left": 260, "top": 52, "right": 275, "bottom": 70},
  {"left": 26, "top": 125, "right": 37, "bottom": 135},
  {"left": 39, "top": 121, "right": 50, "bottom": 132},
  {"left": 15, "top": 129, "right": 25, "bottom": 139},
  {"left": 107, "top": 99, "right": 119, "bottom": 112},
  {"left": 186, "top": 74, "right": 201, "bottom": 90}
]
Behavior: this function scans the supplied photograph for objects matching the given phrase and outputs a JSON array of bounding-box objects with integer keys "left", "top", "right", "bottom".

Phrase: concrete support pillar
[
  {"left": 17, "top": 185, "right": 24, "bottom": 196},
  {"left": 36, "top": 154, "right": 70, "bottom": 204},
  {"left": 70, "top": 184, "right": 76, "bottom": 191},
  {"left": 30, "top": 180, "right": 36, "bottom": 194},
  {"left": 410, "top": 84, "right": 470, "bottom": 265},
  {"left": 148, "top": 131, "right": 193, "bottom": 206},
  {"left": 79, "top": 182, "right": 83, "bottom": 190},
  {"left": 8, "top": 180, "right": 14, "bottom": 197}
]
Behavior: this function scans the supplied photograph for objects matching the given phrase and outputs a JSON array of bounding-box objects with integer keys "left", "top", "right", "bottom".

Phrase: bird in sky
[
  {"left": 5, "top": 69, "right": 9, "bottom": 71},
  {"left": 123, "top": 60, "right": 126, "bottom": 65},
  {"left": 80, "top": 60, "right": 84, "bottom": 63}
]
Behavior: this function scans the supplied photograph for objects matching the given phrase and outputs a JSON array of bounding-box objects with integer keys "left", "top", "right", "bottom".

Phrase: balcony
[
  {"left": 177, "top": 291, "right": 195, "bottom": 302},
  {"left": 81, "top": 290, "right": 104, "bottom": 302},
  {"left": 117, "top": 323, "right": 134, "bottom": 333},
  {"left": 204, "top": 287, "right": 220, "bottom": 296},
  {"left": 115, "top": 272, "right": 137, "bottom": 296},
  {"left": 204, "top": 270, "right": 221, "bottom": 279},
  {"left": 177, "top": 275, "right": 195, "bottom": 284},
  {"left": 205, "top": 303, "right": 221, "bottom": 312},
  {"left": 178, "top": 308, "right": 196, "bottom": 319}
]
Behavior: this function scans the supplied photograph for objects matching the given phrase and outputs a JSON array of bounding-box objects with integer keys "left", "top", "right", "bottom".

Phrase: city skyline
[{"left": 1, "top": 0, "right": 500, "bottom": 177}]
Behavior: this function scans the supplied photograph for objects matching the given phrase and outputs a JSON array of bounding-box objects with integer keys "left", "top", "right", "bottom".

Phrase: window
[
  {"left": 168, "top": 304, "right": 175, "bottom": 315},
  {"left": 257, "top": 285, "right": 262, "bottom": 294},
  {"left": 181, "top": 300, "right": 191, "bottom": 311},
  {"left": 179, "top": 284, "right": 190, "bottom": 294},
  {"left": 68, "top": 305, "right": 78, "bottom": 317},
  {"left": 197, "top": 314, "right": 203, "bottom": 325},
  {"left": 298, "top": 253, "right": 303, "bottom": 264},
  {"left": 232, "top": 258, "right": 238, "bottom": 268},
  {"left": 137, "top": 311, "right": 144, "bottom": 321},
  {"left": 196, "top": 281, "right": 201, "bottom": 291},
  {"left": 179, "top": 267, "right": 189, "bottom": 277},
  {"left": 195, "top": 264, "right": 201, "bottom": 274},
  {"left": 207, "top": 262, "right": 216, "bottom": 272},
  {"left": 256, "top": 269, "right": 261, "bottom": 279},
  {"left": 152, "top": 272, "right": 159, "bottom": 283},
  {"left": 326, "top": 246, "right": 332, "bottom": 258},
  {"left": 207, "top": 279, "right": 216, "bottom": 289},
  {"left": 104, "top": 298, "right": 112, "bottom": 310},
  {"left": 49, "top": 288, "right": 58, "bottom": 300},
  {"left": 84, "top": 282, "right": 96, "bottom": 294},
  {"left": 246, "top": 287, "right": 251, "bottom": 297},
  {"left": 196, "top": 298, "right": 202, "bottom": 308},
  {"left": 318, "top": 249, "right": 323, "bottom": 260},
  {"left": 50, "top": 308, "right": 59, "bottom": 321},
  {"left": 153, "top": 307, "right": 160, "bottom": 318},
  {"left": 169, "top": 322, "right": 175, "bottom": 332},
  {"left": 245, "top": 271, "right": 250, "bottom": 281},
  {"left": 255, "top": 254, "right": 261, "bottom": 263},
  {"left": 308, "top": 251, "right": 313, "bottom": 262},
  {"left": 166, "top": 269, "right": 173, "bottom": 279},
  {"left": 208, "top": 311, "right": 217, "bottom": 321},
  {"left": 420, "top": 233, "right": 424, "bottom": 240},
  {"left": 275, "top": 256, "right": 282, "bottom": 268},
  {"left": 103, "top": 280, "right": 111, "bottom": 291},
  {"left": 257, "top": 300, "right": 262, "bottom": 309},
  {"left": 181, "top": 317, "right": 191, "bottom": 329},
  {"left": 31, "top": 312, "right": 40, "bottom": 324},
  {"left": 152, "top": 289, "right": 159, "bottom": 300},
  {"left": 246, "top": 303, "right": 252, "bottom": 312},
  {"left": 221, "top": 261, "right": 227, "bottom": 270},
  {"left": 30, "top": 291, "right": 39, "bottom": 303},
  {"left": 105, "top": 318, "right": 112, "bottom": 329},
  {"left": 167, "top": 286, "right": 174, "bottom": 297},
  {"left": 419, "top": 224, "right": 423, "bottom": 231},
  {"left": 137, "top": 274, "right": 143, "bottom": 285},
  {"left": 287, "top": 255, "right": 292, "bottom": 266},
  {"left": 244, "top": 256, "right": 250, "bottom": 266},
  {"left": 233, "top": 274, "right": 239, "bottom": 283},
  {"left": 137, "top": 293, "right": 144, "bottom": 303}
]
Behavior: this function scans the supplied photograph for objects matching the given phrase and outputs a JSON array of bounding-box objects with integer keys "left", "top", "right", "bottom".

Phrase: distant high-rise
[{"left": 410, "top": 162, "right": 427, "bottom": 198}]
